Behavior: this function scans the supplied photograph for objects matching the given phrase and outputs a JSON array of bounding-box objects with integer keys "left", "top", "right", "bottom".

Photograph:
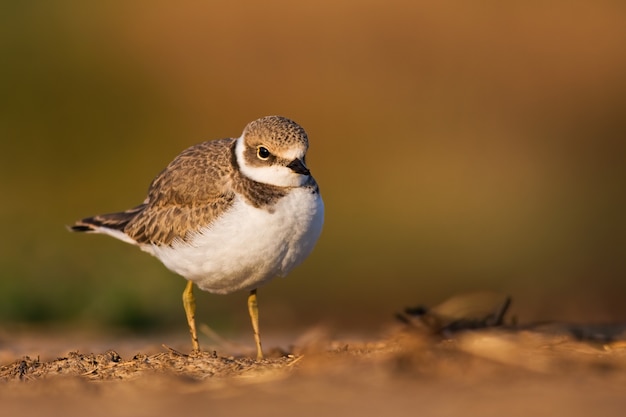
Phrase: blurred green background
[{"left": 1, "top": 1, "right": 625, "bottom": 338}]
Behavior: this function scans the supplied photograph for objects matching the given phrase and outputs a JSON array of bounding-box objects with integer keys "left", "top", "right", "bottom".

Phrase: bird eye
[{"left": 257, "top": 146, "right": 271, "bottom": 160}]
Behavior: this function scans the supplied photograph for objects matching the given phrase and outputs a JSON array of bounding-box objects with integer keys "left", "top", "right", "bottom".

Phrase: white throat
[{"left": 235, "top": 135, "right": 308, "bottom": 187}]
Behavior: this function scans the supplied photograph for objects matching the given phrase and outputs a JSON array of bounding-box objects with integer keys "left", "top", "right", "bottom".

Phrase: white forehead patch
[{"left": 279, "top": 145, "right": 306, "bottom": 161}]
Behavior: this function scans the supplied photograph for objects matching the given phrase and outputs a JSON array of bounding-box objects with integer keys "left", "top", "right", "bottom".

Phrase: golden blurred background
[{"left": 1, "top": 1, "right": 625, "bottom": 337}]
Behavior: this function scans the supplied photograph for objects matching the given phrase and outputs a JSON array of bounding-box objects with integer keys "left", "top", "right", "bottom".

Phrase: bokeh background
[{"left": 2, "top": 1, "right": 625, "bottom": 340}]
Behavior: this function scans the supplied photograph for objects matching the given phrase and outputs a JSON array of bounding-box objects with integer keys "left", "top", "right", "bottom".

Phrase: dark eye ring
[{"left": 257, "top": 146, "right": 271, "bottom": 160}]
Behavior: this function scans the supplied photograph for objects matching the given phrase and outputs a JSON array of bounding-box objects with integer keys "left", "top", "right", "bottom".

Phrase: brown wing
[{"left": 123, "top": 138, "right": 237, "bottom": 245}]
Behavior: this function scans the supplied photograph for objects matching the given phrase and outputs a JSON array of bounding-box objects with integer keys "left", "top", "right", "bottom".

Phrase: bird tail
[{"left": 69, "top": 204, "right": 145, "bottom": 245}]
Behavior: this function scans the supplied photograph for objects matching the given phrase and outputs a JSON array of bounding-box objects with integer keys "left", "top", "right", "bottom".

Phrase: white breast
[{"left": 148, "top": 188, "right": 324, "bottom": 294}]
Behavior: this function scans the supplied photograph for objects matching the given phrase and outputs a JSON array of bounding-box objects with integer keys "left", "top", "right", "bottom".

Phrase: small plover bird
[{"left": 70, "top": 116, "right": 324, "bottom": 359}]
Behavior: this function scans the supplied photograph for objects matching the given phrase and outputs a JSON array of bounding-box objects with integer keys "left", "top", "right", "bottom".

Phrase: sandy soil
[{"left": 2, "top": 320, "right": 626, "bottom": 417}]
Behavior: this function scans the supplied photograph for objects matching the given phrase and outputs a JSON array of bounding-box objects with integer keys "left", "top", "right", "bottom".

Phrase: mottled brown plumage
[{"left": 124, "top": 138, "right": 237, "bottom": 245}]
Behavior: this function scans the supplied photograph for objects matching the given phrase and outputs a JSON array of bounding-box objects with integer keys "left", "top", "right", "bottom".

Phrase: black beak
[{"left": 287, "top": 158, "right": 310, "bottom": 176}]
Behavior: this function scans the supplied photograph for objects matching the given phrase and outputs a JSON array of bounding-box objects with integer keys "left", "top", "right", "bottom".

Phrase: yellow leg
[
  {"left": 182, "top": 280, "right": 200, "bottom": 352},
  {"left": 247, "top": 289, "right": 264, "bottom": 360}
]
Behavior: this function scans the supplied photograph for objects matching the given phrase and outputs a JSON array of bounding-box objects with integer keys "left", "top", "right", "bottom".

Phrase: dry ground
[{"left": 2, "top": 321, "right": 626, "bottom": 417}]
